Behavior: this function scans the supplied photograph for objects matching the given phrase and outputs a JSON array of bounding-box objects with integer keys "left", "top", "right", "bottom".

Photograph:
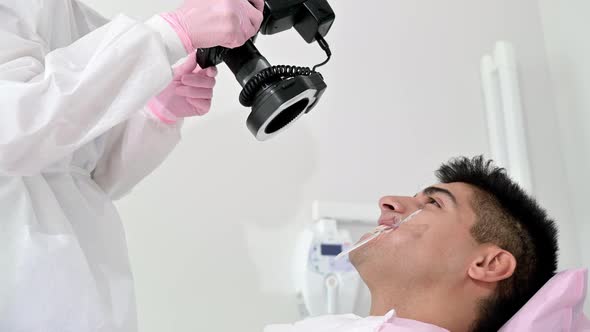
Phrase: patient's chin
[
  {"left": 349, "top": 247, "right": 371, "bottom": 272},
  {"left": 348, "top": 249, "right": 363, "bottom": 268}
]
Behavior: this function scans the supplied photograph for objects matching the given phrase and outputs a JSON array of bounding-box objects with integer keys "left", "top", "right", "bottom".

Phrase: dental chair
[{"left": 498, "top": 268, "right": 590, "bottom": 331}]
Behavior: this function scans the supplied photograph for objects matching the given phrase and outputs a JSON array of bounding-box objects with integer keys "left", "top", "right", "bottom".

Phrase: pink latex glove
[
  {"left": 161, "top": 0, "right": 264, "bottom": 51},
  {"left": 148, "top": 54, "right": 217, "bottom": 124}
]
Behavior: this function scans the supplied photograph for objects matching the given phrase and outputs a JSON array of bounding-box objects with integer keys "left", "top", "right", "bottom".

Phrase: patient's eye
[{"left": 427, "top": 197, "right": 441, "bottom": 208}]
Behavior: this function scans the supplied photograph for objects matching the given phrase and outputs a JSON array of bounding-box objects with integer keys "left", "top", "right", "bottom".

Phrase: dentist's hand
[
  {"left": 162, "top": 0, "right": 264, "bottom": 50},
  {"left": 148, "top": 54, "right": 217, "bottom": 124}
]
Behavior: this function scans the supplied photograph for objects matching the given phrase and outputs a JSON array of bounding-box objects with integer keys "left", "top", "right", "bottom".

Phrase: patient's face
[{"left": 350, "top": 182, "right": 480, "bottom": 290}]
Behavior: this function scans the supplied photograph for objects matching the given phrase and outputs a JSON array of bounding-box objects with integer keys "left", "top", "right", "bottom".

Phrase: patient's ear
[{"left": 468, "top": 245, "right": 516, "bottom": 283}]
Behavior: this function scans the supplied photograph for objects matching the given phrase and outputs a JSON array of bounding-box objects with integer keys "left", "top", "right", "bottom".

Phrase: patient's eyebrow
[{"left": 421, "top": 186, "right": 458, "bottom": 206}]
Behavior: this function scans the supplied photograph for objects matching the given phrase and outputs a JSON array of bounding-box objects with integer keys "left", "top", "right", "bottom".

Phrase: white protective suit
[{"left": 0, "top": 0, "right": 189, "bottom": 330}]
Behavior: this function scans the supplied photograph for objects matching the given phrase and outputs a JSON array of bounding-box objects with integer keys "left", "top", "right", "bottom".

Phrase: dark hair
[{"left": 435, "top": 156, "right": 559, "bottom": 332}]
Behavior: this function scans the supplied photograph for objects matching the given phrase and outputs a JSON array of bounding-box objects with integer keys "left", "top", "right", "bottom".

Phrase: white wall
[
  {"left": 81, "top": 0, "right": 584, "bottom": 330},
  {"left": 537, "top": 0, "right": 590, "bottom": 315}
]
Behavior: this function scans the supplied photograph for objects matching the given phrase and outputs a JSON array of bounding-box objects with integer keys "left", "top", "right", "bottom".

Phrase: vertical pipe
[
  {"left": 325, "top": 275, "right": 339, "bottom": 314},
  {"left": 494, "top": 41, "right": 533, "bottom": 192},
  {"left": 480, "top": 55, "right": 510, "bottom": 169}
]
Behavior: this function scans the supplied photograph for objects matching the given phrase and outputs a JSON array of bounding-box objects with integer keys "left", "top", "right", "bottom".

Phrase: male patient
[{"left": 265, "top": 156, "right": 559, "bottom": 332}]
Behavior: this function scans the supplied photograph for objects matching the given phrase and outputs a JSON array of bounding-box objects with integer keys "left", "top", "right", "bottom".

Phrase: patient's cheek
[
  {"left": 371, "top": 226, "right": 427, "bottom": 258},
  {"left": 387, "top": 224, "right": 430, "bottom": 243}
]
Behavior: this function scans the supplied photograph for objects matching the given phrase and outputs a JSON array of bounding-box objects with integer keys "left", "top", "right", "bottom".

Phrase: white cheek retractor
[{"left": 334, "top": 209, "right": 422, "bottom": 260}]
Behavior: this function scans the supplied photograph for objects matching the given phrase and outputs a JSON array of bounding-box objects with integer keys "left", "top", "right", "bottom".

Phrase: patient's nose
[
  {"left": 379, "top": 196, "right": 402, "bottom": 213},
  {"left": 379, "top": 196, "right": 421, "bottom": 215}
]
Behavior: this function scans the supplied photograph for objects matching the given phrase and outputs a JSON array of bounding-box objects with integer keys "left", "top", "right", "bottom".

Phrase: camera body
[{"left": 196, "top": 0, "right": 335, "bottom": 141}]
